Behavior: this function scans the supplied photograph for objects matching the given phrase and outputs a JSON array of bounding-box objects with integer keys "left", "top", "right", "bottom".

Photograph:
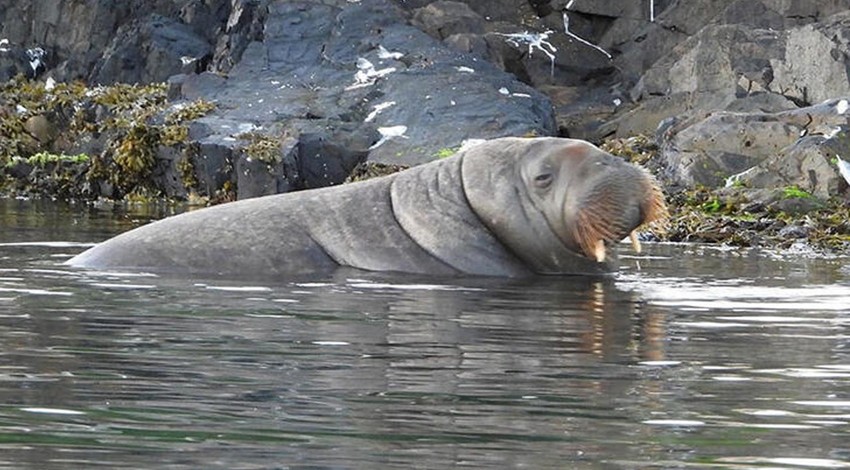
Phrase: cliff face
[
  {"left": 1, "top": 0, "right": 850, "bottom": 213},
  {"left": 1, "top": 1, "right": 555, "bottom": 201}
]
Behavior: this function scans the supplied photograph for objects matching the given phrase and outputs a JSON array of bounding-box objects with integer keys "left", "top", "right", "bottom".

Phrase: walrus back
[{"left": 67, "top": 172, "right": 457, "bottom": 276}]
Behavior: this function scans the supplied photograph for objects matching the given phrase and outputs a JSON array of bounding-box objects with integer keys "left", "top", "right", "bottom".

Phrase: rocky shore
[{"left": 1, "top": 0, "right": 849, "bottom": 253}]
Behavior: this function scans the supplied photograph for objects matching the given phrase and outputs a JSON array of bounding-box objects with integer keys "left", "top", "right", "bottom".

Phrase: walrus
[{"left": 67, "top": 137, "right": 666, "bottom": 277}]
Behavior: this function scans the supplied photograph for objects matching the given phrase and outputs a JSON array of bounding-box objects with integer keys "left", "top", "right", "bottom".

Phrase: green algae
[
  {"left": 433, "top": 146, "right": 458, "bottom": 159},
  {"left": 238, "top": 132, "right": 281, "bottom": 164},
  {"left": 1, "top": 76, "right": 217, "bottom": 202},
  {"left": 4, "top": 152, "right": 89, "bottom": 168}
]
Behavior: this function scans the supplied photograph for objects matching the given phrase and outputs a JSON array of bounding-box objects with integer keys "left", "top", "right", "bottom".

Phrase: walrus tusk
[
  {"left": 593, "top": 239, "right": 606, "bottom": 263},
  {"left": 629, "top": 230, "right": 642, "bottom": 254}
]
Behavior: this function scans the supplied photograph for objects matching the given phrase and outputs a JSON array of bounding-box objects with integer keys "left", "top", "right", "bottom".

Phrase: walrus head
[{"left": 461, "top": 137, "right": 667, "bottom": 274}]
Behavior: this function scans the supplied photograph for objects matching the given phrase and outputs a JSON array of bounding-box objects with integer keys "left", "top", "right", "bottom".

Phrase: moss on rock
[
  {"left": 238, "top": 132, "right": 282, "bottom": 164},
  {"left": 1, "top": 77, "right": 218, "bottom": 201}
]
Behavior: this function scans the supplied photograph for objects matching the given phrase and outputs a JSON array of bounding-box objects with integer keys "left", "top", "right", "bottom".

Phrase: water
[{"left": 1, "top": 198, "right": 849, "bottom": 469}]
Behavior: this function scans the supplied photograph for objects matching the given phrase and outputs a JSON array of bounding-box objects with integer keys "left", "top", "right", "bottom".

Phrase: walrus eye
[{"left": 533, "top": 172, "right": 553, "bottom": 189}]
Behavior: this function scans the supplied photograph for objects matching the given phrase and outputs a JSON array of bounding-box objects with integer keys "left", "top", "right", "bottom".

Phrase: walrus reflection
[
  {"left": 297, "top": 272, "right": 669, "bottom": 365},
  {"left": 580, "top": 281, "right": 667, "bottom": 362}
]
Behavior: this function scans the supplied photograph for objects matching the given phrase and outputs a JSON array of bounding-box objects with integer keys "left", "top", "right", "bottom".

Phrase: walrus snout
[{"left": 570, "top": 160, "right": 667, "bottom": 263}]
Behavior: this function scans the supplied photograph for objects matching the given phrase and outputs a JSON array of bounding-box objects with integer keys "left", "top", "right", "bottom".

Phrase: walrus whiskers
[{"left": 570, "top": 168, "right": 667, "bottom": 263}]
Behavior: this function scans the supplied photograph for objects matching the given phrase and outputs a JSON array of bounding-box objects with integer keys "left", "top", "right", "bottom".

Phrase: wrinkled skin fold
[{"left": 68, "top": 137, "right": 666, "bottom": 278}]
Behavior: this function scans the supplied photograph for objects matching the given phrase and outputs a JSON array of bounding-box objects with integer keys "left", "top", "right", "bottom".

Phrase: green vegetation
[
  {"left": 165, "top": 99, "right": 216, "bottom": 125},
  {"left": 345, "top": 161, "right": 409, "bottom": 182},
  {"left": 238, "top": 132, "right": 281, "bottom": 164},
  {"left": 1, "top": 76, "right": 217, "bottom": 201},
  {"left": 4, "top": 152, "right": 89, "bottom": 168},
  {"left": 781, "top": 185, "right": 812, "bottom": 199},
  {"left": 433, "top": 146, "right": 458, "bottom": 159}
]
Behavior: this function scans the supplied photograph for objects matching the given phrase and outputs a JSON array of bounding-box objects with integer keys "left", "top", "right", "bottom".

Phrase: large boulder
[
  {"left": 608, "top": 3, "right": 850, "bottom": 137},
  {"left": 169, "top": 0, "right": 555, "bottom": 178},
  {"left": 655, "top": 98, "right": 850, "bottom": 198},
  {"left": 0, "top": 0, "right": 191, "bottom": 82},
  {"left": 91, "top": 14, "right": 212, "bottom": 84}
]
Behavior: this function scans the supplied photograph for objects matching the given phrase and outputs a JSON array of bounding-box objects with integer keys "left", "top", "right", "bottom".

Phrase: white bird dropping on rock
[
  {"left": 347, "top": 57, "right": 396, "bottom": 90},
  {"left": 356, "top": 57, "right": 373, "bottom": 70},
  {"left": 836, "top": 155, "right": 850, "bottom": 188},
  {"left": 377, "top": 45, "right": 403, "bottom": 60},
  {"left": 562, "top": 11, "right": 612, "bottom": 60},
  {"left": 836, "top": 99, "right": 849, "bottom": 115},
  {"left": 497, "top": 30, "right": 558, "bottom": 75},
  {"left": 26, "top": 47, "right": 46, "bottom": 73},
  {"left": 369, "top": 125, "right": 408, "bottom": 149},
  {"left": 364, "top": 101, "right": 396, "bottom": 123}
]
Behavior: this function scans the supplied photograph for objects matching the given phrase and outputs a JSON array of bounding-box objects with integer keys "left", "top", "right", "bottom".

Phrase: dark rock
[
  {"left": 778, "top": 224, "right": 811, "bottom": 239},
  {"left": 0, "top": 0, "right": 180, "bottom": 82},
  {"left": 411, "top": 1, "right": 487, "bottom": 40},
  {"left": 208, "top": 0, "right": 266, "bottom": 72},
  {"left": 297, "top": 130, "right": 371, "bottom": 189},
  {"left": 741, "top": 131, "right": 850, "bottom": 200},
  {"left": 152, "top": 145, "right": 189, "bottom": 199},
  {"left": 5, "top": 159, "right": 32, "bottom": 179},
  {"left": 167, "top": 0, "right": 555, "bottom": 172},
  {"left": 192, "top": 136, "right": 235, "bottom": 197},
  {"left": 9, "top": 0, "right": 850, "bottom": 209},
  {"left": 0, "top": 42, "right": 43, "bottom": 80},
  {"left": 397, "top": 0, "right": 539, "bottom": 23},
  {"left": 236, "top": 136, "right": 300, "bottom": 199},
  {"left": 656, "top": 99, "right": 850, "bottom": 193},
  {"left": 91, "top": 14, "right": 212, "bottom": 85}
]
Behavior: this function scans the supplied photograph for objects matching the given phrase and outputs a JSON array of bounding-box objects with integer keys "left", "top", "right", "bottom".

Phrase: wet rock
[
  {"left": 656, "top": 99, "right": 850, "bottom": 192},
  {"left": 167, "top": 0, "right": 555, "bottom": 172},
  {"left": 411, "top": 1, "right": 488, "bottom": 40},
  {"left": 769, "top": 11, "right": 850, "bottom": 105},
  {"left": 296, "top": 129, "right": 373, "bottom": 190},
  {"left": 0, "top": 41, "right": 41, "bottom": 81},
  {"left": 236, "top": 135, "right": 300, "bottom": 199},
  {"left": 740, "top": 131, "right": 850, "bottom": 200},
  {"left": 91, "top": 14, "right": 212, "bottom": 85}
]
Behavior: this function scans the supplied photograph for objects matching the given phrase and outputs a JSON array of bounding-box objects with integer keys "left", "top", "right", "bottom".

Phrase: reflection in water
[{"left": 0, "top": 199, "right": 848, "bottom": 469}]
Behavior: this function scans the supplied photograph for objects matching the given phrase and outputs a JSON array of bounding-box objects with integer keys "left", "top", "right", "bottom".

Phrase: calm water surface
[{"left": 0, "top": 198, "right": 849, "bottom": 469}]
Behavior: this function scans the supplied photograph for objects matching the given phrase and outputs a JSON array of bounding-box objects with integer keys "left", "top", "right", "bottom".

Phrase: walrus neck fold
[{"left": 390, "top": 154, "right": 532, "bottom": 277}]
